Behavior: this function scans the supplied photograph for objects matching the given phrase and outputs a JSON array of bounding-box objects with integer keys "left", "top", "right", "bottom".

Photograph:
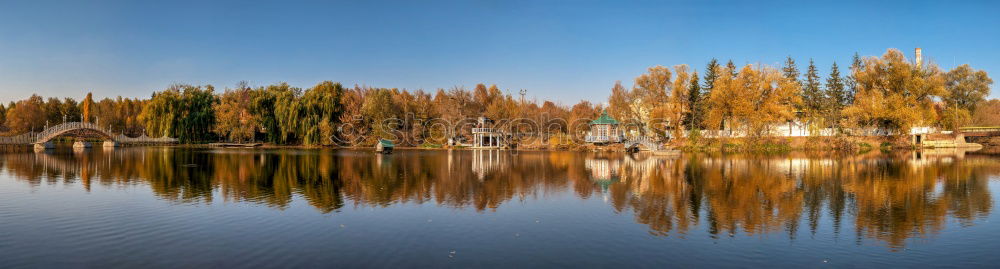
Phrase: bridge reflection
[{"left": 2, "top": 148, "right": 999, "bottom": 249}]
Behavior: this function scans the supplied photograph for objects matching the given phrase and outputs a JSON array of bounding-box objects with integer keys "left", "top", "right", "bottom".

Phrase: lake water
[{"left": 2, "top": 147, "right": 1000, "bottom": 268}]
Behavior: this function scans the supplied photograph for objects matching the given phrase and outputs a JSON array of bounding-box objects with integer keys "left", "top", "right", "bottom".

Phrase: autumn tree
[
  {"left": 93, "top": 98, "right": 116, "bottom": 128},
  {"left": 483, "top": 85, "right": 515, "bottom": 122},
  {"left": 471, "top": 83, "right": 492, "bottom": 113},
  {"left": 944, "top": 64, "right": 993, "bottom": 111},
  {"left": 667, "top": 65, "right": 692, "bottom": 138},
  {"left": 972, "top": 99, "right": 1000, "bottom": 125},
  {"left": 431, "top": 86, "right": 476, "bottom": 140},
  {"left": 214, "top": 82, "right": 258, "bottom": 143},
  {"left": 81, "top": 92, "right": 94, "bottom": 123},
  {"left": 634, "top": 65, "right": 673, "bottom": 137},
  {"left": 705, "top": 64, "right": 801, "bottom": 137},
  {"left": 844, "top": 49, "right": 946, "bottom": 135},
  {"left": 0, "top": 103, "right": 6, "bottom": 130},
  {"left": 117, "top": 97, "right": 145, "bottom": 136},
  {"left": 334, "top": 86, "right": 366, "bottom": 144},
  {"left": 360, "top": 88, "right": 399, "bottom": 142},
  {"left": 608, "top": 80, "right": 640, "bottom": 129},
  {"left": 4, "top": 95, "right": 46, "bottom": 133},
  {"left": 539, "top": 100, "right": 569, "bottom": 139},
  {"left": 939, "top": 64, "right": 993, "bottom": 129},
  {"left": 93, "top": 97, "right": 142, "bottom": 133},
  {"left": 405, "top": 90, "right": 438, "bottom": 144},
  {"left": 704, "top": 65, "right": 741, "bottom": 134},
  {"left": 568, "top": 101, "right": 598, "bottom": 139}
]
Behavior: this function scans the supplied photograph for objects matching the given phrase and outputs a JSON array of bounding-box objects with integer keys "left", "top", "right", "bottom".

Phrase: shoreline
[{"left": 5, "top": 135, "right": 995, "bottom": 155}]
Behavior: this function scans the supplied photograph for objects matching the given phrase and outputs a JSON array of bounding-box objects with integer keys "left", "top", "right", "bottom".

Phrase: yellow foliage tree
[
  {"left": 705, "top": 64, "right": 801, "bottom": 138},
  {"left": 213, "top": 85, "right": 258, "bottom": 143},
  {"left": 81, "top": 92, "right": 94, "bottom": 123},
  {"left": 844, "top": 49, "right": 946, "bottom": 136}
]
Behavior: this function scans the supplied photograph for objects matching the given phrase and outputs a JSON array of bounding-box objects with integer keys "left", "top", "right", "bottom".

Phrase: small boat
[{"left": 375, "top": 139, "right": 394, "bottom": 154}]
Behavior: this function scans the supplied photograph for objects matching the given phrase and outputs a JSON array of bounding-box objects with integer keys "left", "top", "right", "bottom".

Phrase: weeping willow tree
[
  {"left": 138, "top": 89, "right": 178, "bottom": 137},
  {"left": 299, "top": 81, "right": 344, "bottom": 146},
  {"left": 138, "top": 84, "right": 217, "bottom": 142}
]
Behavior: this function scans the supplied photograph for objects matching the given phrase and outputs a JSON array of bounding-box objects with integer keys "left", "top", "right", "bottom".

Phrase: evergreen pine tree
[
  {"left": 702, "top": 59, "right": 720, "bottom": 101},
  {"left": 782, "top": 56, "right": 800, "bottom": 81},
  {"left": 846, "top": 52, "right": 863, "bottom": 105},
  {"left": 803, "top": 59, "right": 824, "bottom": 114},
  {"left": 725, "top": 60, "right": 737, "bottom": 77},
  {"left": 686, "top": 72, "right": 702, "bottom": 129},
  {"left": 826, "top": 62, "right": 847, "bottom": 109},
  {"left": 825, "top": 62, "right": 847, "bottom": 127},
  {"left": 782, "top": 56, "right": 804, "bottom": 114},
  {"left": 702, "top": 59, "right": 721, "bottom": 131}
]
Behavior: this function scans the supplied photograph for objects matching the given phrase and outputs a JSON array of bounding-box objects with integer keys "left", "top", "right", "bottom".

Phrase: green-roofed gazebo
[
  {"left": 590, "top": 110, "right": 619, "bottom": 125},
  {"left": 585, "top": 110, "right": 624, "bottom": 144}
]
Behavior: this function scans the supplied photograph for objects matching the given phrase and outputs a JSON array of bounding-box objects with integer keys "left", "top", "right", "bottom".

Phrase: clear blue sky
[{"left": 1, "top": 0, "right": 998, "bottom": 105}]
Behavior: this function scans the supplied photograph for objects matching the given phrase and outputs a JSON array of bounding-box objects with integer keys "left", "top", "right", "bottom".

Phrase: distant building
[
  {"left": 472, "top": 116, "right": 506, "bottom": 148},
  {"left": 585, "top": 110, "right": 624, "bottom": 144},
  {"left": 375, "top": 139, "right": 394, "bottom": 153}
]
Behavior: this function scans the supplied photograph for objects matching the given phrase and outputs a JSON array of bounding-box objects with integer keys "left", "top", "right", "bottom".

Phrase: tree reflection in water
[{"left": 2, "top": 148, "right": 998, "bottom": 250}]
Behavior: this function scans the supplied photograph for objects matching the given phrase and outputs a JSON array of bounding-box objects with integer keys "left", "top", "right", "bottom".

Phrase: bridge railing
[
  {"left": 34, "top": 122, "right": 108, "bottom": 144},
  {"left": 0, "top": 122, "right": 178, "bottom": 145},
  {"left": 114, "top": 134, "right": 179, "bottom": 144},
  {"left": 0, "top": 132, "right": 38, "bottom": 145},
  {"left": 959, "top": 126, "right": 1000, "bottom": 133},
  {"left": 623, "top": 135, "right": 661, "bottom": 151}
]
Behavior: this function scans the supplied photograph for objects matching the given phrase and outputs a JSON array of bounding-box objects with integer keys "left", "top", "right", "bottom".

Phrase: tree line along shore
[{"left": 0, "top": 48, "right": 996, "bottom": 152}]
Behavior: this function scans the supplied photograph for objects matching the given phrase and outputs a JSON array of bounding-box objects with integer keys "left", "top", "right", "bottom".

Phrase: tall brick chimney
[{"left": 915, "top": 48, "right": 922, "bottom": 68}]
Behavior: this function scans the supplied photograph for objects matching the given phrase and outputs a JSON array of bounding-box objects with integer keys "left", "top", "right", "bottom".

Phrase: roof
[
  {"left": 377, "top": 139, "right": 394, "bottom": 147},
  {"left": 590, "top": 110, "right": 619, "bottom": 125}
]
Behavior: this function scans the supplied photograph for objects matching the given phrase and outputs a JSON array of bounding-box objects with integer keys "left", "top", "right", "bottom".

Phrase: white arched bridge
[{"left": 0, "top": 122, "right": 177, "bottom": 148}]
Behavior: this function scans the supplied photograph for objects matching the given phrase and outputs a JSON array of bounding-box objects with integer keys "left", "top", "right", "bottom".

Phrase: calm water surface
[{"left": 2, "top": 147, "right": 1000, "bottom": 268}]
